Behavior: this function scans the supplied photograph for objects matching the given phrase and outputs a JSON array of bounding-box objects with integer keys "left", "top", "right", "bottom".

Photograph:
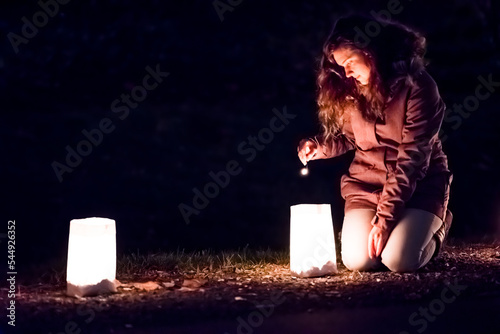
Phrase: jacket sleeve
[
  {"left": 315, "top": 124, "right": 356, "bottom": 159},
  {"left": 372, "top": 73, "right": 446, "bottom": 231}
]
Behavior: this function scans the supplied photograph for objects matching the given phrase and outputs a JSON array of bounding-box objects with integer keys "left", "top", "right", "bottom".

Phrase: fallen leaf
[
  {"left": 131, "top": 281, "right": 161, "bottom": 291},
  {"left": 182, "top": 279, "right": 206, "bottom": 289},
  {"left": 179, "top": 287, "right": 205, "bottom": 292}
]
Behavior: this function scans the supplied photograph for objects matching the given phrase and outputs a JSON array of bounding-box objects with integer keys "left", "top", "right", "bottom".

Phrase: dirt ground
[{"left": 4, "top": 243, "right": 500, "bottom": 334}]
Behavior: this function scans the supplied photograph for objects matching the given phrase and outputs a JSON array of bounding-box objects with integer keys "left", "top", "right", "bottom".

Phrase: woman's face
[{"left": 333, "top": 46, "right": 371, "bottom": 86}]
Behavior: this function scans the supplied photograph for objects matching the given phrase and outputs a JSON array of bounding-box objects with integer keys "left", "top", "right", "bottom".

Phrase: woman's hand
[
  {"left": 368, "top": 225, "right": 390, "bottom": 259},
  {"left": 297, "top": 138, "right": 318, "bottom": 166}
]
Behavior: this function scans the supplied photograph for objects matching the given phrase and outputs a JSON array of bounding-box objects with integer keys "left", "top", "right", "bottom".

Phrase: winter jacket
[{"left": 316, "top": 70, "right": 452, "bottom": 231}]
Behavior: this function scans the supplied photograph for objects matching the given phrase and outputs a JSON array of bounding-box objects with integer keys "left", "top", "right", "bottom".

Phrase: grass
[
  {"left": 13, "top": 242, "right": 500, "bottom": 333},
  {"left": 117, "top": 247, "right": 290, "bottom": 277},
  {"left": 22, "top": 239, "right": 500, "bottom": 286},
  {"left": 26, "top": 247, "right": 290, "bottom": 285}
]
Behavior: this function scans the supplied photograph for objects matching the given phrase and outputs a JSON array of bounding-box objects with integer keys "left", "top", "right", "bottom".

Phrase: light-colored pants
[{"left": 341, "top": 208, "right": 443, "bottom": 272}]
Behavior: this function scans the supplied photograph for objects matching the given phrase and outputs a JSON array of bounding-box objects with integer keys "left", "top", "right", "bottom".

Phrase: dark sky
[{"left": 1, "top": 0, "right": 500, "bottom": 268}]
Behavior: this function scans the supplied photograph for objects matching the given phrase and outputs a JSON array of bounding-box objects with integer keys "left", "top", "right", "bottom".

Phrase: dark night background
[{"left": 1, "top": 0, "right": 499, "bottom": 274}]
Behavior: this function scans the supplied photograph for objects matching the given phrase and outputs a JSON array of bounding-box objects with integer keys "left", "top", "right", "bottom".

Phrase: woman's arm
[
  {"left": 372, "top": 71, "right": 446, "bottom": 232},
  {"left": 298, "top": 122, "right": 355, "bottom": 165},
  {"left": 314, "top": 133, "right": 356, "bottom": 160},
  {"left": 297, "top": 133, "right": 355, "bottom": 165}
]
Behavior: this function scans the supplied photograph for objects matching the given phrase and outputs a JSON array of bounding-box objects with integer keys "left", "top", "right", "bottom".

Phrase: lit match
[{"left": 300, "top": 165, "right": 309, "bottom": 176}]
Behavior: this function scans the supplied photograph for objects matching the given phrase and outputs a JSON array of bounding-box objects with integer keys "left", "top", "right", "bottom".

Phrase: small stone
[{"left": 162, "top": 282, "right": 175, "bottom": 289}]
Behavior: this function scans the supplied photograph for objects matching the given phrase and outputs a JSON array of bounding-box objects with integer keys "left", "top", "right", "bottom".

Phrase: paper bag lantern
[
  {"left": 66, "top": 217, "right": 117, "bottom": 297},
  {"left": 290, "top": 204, "right": 337, "bottom": 277}
]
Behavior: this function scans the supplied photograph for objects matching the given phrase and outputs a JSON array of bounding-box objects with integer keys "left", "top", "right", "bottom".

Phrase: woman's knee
[
  {"left": 341, "top": 208, "right": 377, "bottom": 271},
  {"left": 381, "top": 209, "right": 441, "bottom": 272},
  {"left": 342, "top": 247, "right": 378, "bottom": 271},
  {"left": 342, "top": 255, "right": 378, "bottom": 271},
  {"left": 381, "top": 252, "right": 421, "bottom": 272},
  {"left": 382, "top": 238, "right": 437, "bottom": 272}
]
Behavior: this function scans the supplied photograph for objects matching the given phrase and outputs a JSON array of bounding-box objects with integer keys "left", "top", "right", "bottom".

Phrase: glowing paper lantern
[
  {"left": 290, "top": 204, "right": 337, "bottom": 277},
  {"left": 66, "top": 217, "right": 117, "bottom": 297}
]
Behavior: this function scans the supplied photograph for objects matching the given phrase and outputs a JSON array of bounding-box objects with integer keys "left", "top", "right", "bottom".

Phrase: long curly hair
[{"left": 317, "top": 15, "right": 427, "bottom": 142}]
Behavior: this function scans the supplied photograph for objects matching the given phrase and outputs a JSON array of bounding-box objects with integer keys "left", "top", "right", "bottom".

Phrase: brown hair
[{"left": 317, "top": 15, "right": 427, "bottom": 142}]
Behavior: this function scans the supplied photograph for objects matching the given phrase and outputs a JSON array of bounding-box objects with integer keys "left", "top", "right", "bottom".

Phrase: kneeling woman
[{"left": 297, "top": 16, "right": 453, "bottom": 272}]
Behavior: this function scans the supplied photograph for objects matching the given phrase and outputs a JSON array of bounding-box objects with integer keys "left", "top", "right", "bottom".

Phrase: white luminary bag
[
  {"left": 66, "top": 217, "right": 118, "bottom": 297},
  {"left": 290, "top": 204, "right": 338, "bottom": 277}
]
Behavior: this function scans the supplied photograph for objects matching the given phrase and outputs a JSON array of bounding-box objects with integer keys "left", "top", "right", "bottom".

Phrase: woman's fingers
[
  {"left": 299, "top": 153, "right": 307, "bottom": 166},
  {"left": 368, "top": 229, "right": 375, "bottom": 259},
  {"left": 298, "top": 149, "right": 307, "bottom": 165},
  {"left": 368, "top": 226, "right": 387, "bottom": 259},
  {"left": 297, "top": 140, "right": 318, "bottom": 165},
  {"left": 369, "top": 240, "right": 376, "bottom": 259},
  {"left": 368, "top": 227, "right": 389, "bottom": 258},
  {"left": 304, "top": 150, "right": 317, "bottom": 165},
  {"left": 375, "top": 235, "right": 382, "bottom": 258}
]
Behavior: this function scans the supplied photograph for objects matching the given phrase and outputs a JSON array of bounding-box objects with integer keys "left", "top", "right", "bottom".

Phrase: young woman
[{"left": 297, "top": 16, "right": 453, "bottom": 272}]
